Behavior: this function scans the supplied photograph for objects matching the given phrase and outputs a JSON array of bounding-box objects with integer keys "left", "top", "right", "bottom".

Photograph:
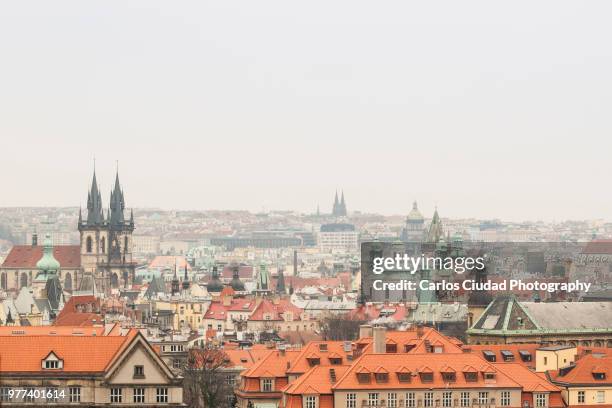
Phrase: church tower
[{"left": 78, "top": 168, "right": 135, "bottom": 295}]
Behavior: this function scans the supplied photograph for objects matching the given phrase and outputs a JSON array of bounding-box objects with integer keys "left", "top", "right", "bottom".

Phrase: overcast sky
[{"left": 1, "top": 1, "right": 611, "bottom": 221}]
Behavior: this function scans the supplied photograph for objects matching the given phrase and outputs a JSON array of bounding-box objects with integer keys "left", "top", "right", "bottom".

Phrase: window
[
  {"left": 133, "top": 388, "right": 145, "bottom": 403},
  {"left": 442, "top": 372, "right": 456, "bottom": 382},
  {"left": 460, "top": 392, "right": 470, "bottom": 407},
  {"left": 69, "top": 387, "right": 81, "bottom": 403},
  {"left": 578, "top": 391, "right": 585, "bottom": 403},
  {"left": 388, "top": 392, "right": 397, "bottom": 407},
  {"left": 134, "top": 365, "right": 145, "bottom": 378},
  {"left": 305, "top": 395, "right": 317, "bottom": 408},
  {"left": 262, "top": 379, "right": 273, "bottom": 392},
  {"left": 226, "top": 375, "right": 236, "bottom": 386},
  {"left": 45, "top": 359, "right": 60, "bottom": 369},
  {"left": 501, "top": 391, "right": 510, "bottom": 406},
  {"left": 443, "top": 392, "right": 452, "bottom": 407},
  {"left": 110, "top": 388, "right": 122, "bottom": 403},
  {"left": 375, "top": 372, "right": 389, "bottom": 383},
  {"left": 357, "top": 373, "right": 371, "bottom": 383},
  {"left": 424, "top": 392, "right": 434, "bottom": 407},
  {"left": 535, "top": 393, "right": 546, "bottom": 407},
  {"left": 464, "top": 371, "right": 478, "bottom": 382},
  {"left": 173, "top": 359, "right": 182, "bottom": 369},
  {"left": 368, "top": 393, "right": 379, "bottom": 406},
  {"left": 478, "top": 392, "right": 489, "bottom": 405},
  {"left": 406, "top": 392, "right": 415, "bottom": 407},
  {"left": 420, "top": 372, "right": 433, "bottom": 383},
  {"left": 46, "top": 387, "right": 59, "bottom": 403},
  {"left": 544, "top": 356, "right": 548, "bottom": 365},
  {"left": 86, "top": 236, "right": 92, "bottom": 253},
  {"left": 23, "top": 388, "right": 34, "bottom": 403},
  {"left": 0, "top": 388, "right": 10, "bottom": 402},
  {"left": 398, "top": 372, "right": 411, "bottom": 382},
  {"left": 346, "top": 393, "right": 356, "bottom": 408},
  {"left": 156, "top": 388, "right": 168, "bottom": 403},
  {"left": 597, "top": 391, "right": 605, "bottom": 404}
]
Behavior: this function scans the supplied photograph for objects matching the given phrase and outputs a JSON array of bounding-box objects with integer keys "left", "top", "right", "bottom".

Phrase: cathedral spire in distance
[
  {"left": 84, "top": 167, "right": 104, "bottom": 226},
  {"left": 109, "top": 166, "right": 126, "bottom": 227}
]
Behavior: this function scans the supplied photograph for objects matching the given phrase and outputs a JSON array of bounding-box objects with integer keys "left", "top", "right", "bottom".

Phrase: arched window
[
  {"left": 64, "top": 272, "right": 72, "bottom": 291},
  {"left": 101, "top": 236, "right": 106, "bottom": 254},
  {"left": 86, "top": 236, "right": 93, "bottom": 253},
  {"left": 0, "top": 273, "right": 6, "bottom": 290},
  {"left": 124, "top": 236, "right": 128, "bottom": 253},
  {"left": 20, "top": 273, "right": 28, "bottom": 288}
]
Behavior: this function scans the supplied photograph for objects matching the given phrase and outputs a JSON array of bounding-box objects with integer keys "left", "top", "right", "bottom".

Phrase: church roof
[{"left": 2, "top": 245, "right": 80, "bottom": 269}]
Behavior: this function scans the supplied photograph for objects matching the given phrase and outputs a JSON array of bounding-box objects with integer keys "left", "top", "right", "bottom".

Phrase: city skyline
[{"left": 2, "top": 1, "right": 612, "bottom": 221}]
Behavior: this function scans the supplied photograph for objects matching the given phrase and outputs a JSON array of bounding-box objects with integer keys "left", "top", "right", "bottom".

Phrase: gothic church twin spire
[{"left": 80, "top": 165, "right": 133, "bottom": 229}]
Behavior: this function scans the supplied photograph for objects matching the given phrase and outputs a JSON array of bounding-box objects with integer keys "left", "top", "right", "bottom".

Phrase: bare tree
[
  {"left": 320, "top": 314, "right": 366, "bottom": 341},
  {"left": 183, "top": 347, "right": 234, "bottom": 408}
]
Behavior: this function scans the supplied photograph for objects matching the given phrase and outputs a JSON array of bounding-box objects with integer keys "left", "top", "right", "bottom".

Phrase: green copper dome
[{"left": 36, "top": 234, "right": 60, "bottom": 273}]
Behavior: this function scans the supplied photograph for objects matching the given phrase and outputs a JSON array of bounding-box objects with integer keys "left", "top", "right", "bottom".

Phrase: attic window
[
  {"left": 42, "top": 352, "right": 63, "bottom": 370},
  {"left": 397, "top": 372, "right": 411, "bottom": 383},
  {"left": 307, "top": 358, "right": 320, "bottom": 367},
  {"left": 464, "top": 372, "right": 478, "bottom": 382},
  {"left": 357, "top": 373, "right": 371, "bottom": 384},
  {"left": 483, "top": 351, "right": 496, "bottom": 362},
  {"left": 519, "top": 350, "right": 532, "bottom": 362},
  {"left": 593, "top": 372, "right": 606, "bottom": 380},
  {"left": 319, "top": 344, "right": 328, "bottom": 352},
  {"left": 484, "top": 372, "right": 496, "bottom": 381},
  {"left": 133, "top": 365, "right": 145, "bottom": 378},
  {"left": 374, "top": 373, "right": 389, "bottom": 383},
  {"left": 386, "top": 344, "right": 397, "bottom": 353},
  {"left": 420, "top": 372, "right": 433, "bottom": 383},
  {"left": 404, "top": 344, "right": 415, "bottom": 353},
  {"left": 441, "top": 372, "right": 456, "bottom": 382},
  {"left": 329, "top": 357, "right": 342, "bottom": 365},
  {"left": 501, "top": 350, "right": 514, "bottom": 361}
]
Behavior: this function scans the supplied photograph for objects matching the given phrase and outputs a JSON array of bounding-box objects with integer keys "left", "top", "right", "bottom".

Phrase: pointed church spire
[
  {"left": 109, "top": 166, "right": 126, "bottom": 227},
  {"left": 84, "top": 167, "right": 104, "bottom": 226},
  {"left": 340, "top": 190, "right": 347, "bottom": 216},
  {"left": 332, "top": 190, "right": 340, "bottom": 216}
]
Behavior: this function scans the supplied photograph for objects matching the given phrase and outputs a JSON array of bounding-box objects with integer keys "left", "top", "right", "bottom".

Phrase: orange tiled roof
[
  {"left": 493, "top": 363, "right": 560, "bottom": 392},
  {"left": 287, "top": 341, "right": 353, "bottom": 374},
  {"left": 242, "top": 349, "right": 301, "bottom": 378},
  {"left": 357, "top": 327, "right": 464, "bottom": 355},
  {"left": 2, "top": 245, "right": 81, "bottom": 268},
  {"left": 0, "top": 326, "right": 105, "bottom": 336},
  {"left": 284, "top": 365, "right": 350, "bottom": 395},
  {"left": 0, "top": 329, "right": 138, "bottom": 373},
  {"left": 224, "top": 348, "right": 272, "bottom": 370},
  {"left": 463, "top": 343, "right": 539, "bottom": 368},
  {"left": 550, "top": 353, "right": 612, "bottom": 385},
  {"left": 333, "top": 353, "right": 522, "bottom": 390}
]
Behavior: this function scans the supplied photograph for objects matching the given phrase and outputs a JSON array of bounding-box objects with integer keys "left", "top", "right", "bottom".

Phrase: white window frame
[
  {"left": 110, "top": 388, "right": 122, "bottom": 403},
  {"left": 406, "top": 392, "right": 416, "bottom": 407},
  {"left": 443, "top": 391, "right": 452, "bottom": 407},
  {"left": 346, "top": 393, "right": 356, "bottom": 408},
  {"left": 368, "top": 392, "right": 379, "bottom": 406},
  {"left": 388, "top": 392, "right": 397, "bottom": 407},
  {"left": 424, "top": 391, "right": 434, "bottom": 407},
  {"left": 305, "top": 395, "right": 317, "bottom": 408},
  {"left": 133, "top": 387, "right": 145, "bottom": 403},
  {"left": 577, "top": 391, "right": 585, "bottom": 403},
  {"left": 262, "top": 378, "right": 273, "bottom": 392},
  {"left": 501, "top": 391, "right": 510, "bottom": 407},
  {"left": 478, "top": 392, "right": 489, "bottom": 405},
  {"left": 460, "top": 391, "right": 470, "bottom": 407},
  {"left": 156, "top": 387, "right": 168, "bottom": 403},
  {"left": 535, "top": 393, "right": 546, "bottom": 407},
  {"left": 69, "top": 387, "right": 81, "bottom": 403}
]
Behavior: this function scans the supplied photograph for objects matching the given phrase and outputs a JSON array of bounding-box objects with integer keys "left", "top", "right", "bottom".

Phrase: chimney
[
  {"left": 373, "top": 326, "right": 386, "bottom": 353},
  {"left": 359, "top": 324, "right": 373, "bottom": 339},
  {"left": 416, "top": 324, "right": 424, "bottom": 338},
  {"left": 32, "top": 232, "right": 38, "bottom": 246}
]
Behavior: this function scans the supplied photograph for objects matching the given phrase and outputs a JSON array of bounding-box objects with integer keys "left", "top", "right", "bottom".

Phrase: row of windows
[
  {"left": 344, "top": 391, "right": 513, "bottom": 408},
  {"left": 110, "top": 387, "right": 169, "bottom": 403},
  {"left": 578, "top": 390, "right": 606, "bottom": 404},
  {"left": 0, "top": 387, "right": 169, "bottom": 404}
]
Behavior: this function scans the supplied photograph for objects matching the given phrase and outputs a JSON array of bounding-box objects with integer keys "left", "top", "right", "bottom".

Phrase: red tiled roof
[
  {"left": 0, "top": 326, "right": 105, "bottom": 336},
  {"left": 249, "top": 299, "right": 303, "bottom": 322},
  {"left": 2, "top": 245, "right": 81, "bottom": 268},
  {"left": 287, "top": 341, "right": 354, "bottom": 375},
  {"left": 284, "top": 365, "right": 350, "bottom": 395}
]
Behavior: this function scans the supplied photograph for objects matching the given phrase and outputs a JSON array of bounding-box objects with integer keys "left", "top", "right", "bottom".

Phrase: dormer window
[
  {"left": 42, "top": 352, "right": 63, "bottom": 370},
  {"left": 318, "top": 343, "right": 328, "bottom": 352},
  {"left": 357, "top": 373, "right": 371, "bottom": 383},
  {"left": 307, "top": 357, "right": 320, "bottom": 367},
  {"left": 386, "top": 344, "right": 397, "bottom": 353},
  {"left": 442, "top": 372, "right": 456, "bottom": 382},
  {"left": 374, "top": 370, "right": 389, "bottom": 383},
  {"left": 484, "top": 372, "right": 496, "bottom": 381},
  {"left": 420, "top": 372, "right": 433, "bottom": 383},
  {"left": 519, "top": 350, "right": 532, "bottom": 362},
  {"left": 464, "top": 372, "right": 478, "bottom": 382}
]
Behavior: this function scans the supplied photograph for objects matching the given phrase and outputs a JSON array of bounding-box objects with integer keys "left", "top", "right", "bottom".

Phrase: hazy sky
[{"left": 1, "top": 1, "right": 611, "bottom": 221}]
